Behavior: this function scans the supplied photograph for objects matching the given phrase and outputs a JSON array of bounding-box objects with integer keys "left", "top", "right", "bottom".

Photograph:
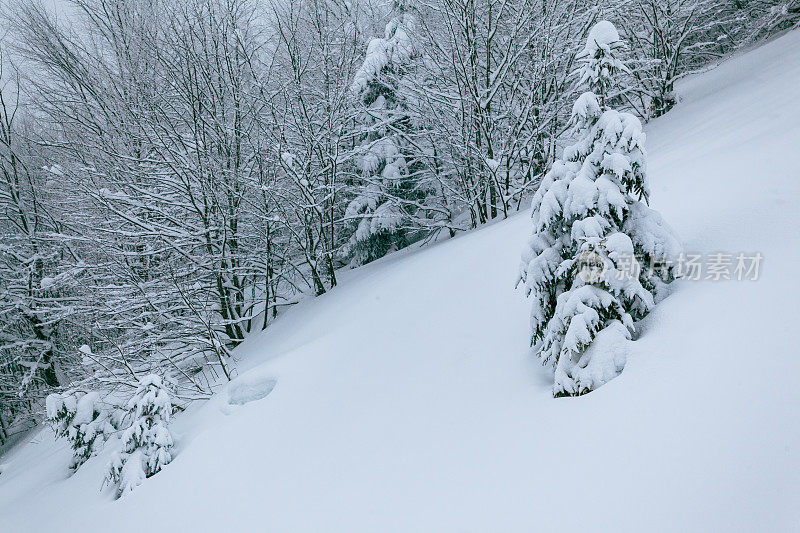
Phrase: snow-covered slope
[{"left": 3, "top": 30, "right": 800, "bottom": 533}]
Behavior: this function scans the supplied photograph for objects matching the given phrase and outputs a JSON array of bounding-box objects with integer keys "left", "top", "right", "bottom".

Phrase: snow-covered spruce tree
[
  {"left": 107, "top": 375, "right": 174, "bottom": 497},
  {"left": 46, "top": 391, "right": 112, "bottom": 470},
  {"left": 343, "top": 2, "right": 426, "bottom": 265},
  {"left": 519, "top": 21, "right": 681, "bottom": 397}
]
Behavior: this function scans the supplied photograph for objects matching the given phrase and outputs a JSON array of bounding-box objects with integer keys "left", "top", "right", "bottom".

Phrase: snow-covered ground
[{"left": 2, "top": 29, "right": 800, "bottom": 533}]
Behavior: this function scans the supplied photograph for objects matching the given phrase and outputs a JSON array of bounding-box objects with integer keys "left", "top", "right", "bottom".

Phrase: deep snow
[{"left": 2, "top": 29, "right": 800, "bottom": 533}]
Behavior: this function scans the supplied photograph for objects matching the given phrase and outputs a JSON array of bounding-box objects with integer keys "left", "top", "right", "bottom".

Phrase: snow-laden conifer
[
  {"left": 46, "top": 391, "right": 112, "bottom": 470},
  {"left": 107, "top": 375, "right": 174, "bottom": 497},
  {"left": 519, "top": 20, "right": 681, "bottom": 397},
  {"left": 343, "top": 2, "right": 426, "bottom": 265}
]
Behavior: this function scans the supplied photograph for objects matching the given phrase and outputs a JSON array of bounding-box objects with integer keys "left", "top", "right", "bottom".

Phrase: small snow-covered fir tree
[
  {"left": 46, "top": 391, "right": 112, "bottom": 470},
  {"left": 344, "top": 2, "right": 426, "bottom": 265},
  {"left": 107, "top": 375, "right": 174, "bottom": 497},
  {"left": 519, "top": 21, "right": 681, "bottom": 397}
]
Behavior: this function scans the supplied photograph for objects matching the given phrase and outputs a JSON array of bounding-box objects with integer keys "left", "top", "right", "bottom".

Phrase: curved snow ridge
[{"left": 226, "top": 374, "right": 277, "bottom": 407}]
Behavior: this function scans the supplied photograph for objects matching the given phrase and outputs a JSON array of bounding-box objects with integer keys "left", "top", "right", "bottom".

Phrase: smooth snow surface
[{"left": 2, "top": 30, "right": 800, "bottom": 533}]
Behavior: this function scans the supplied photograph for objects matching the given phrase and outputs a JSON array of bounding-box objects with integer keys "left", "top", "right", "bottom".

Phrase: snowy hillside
[{"left": 2, "top": 29, "right": 800, "bottom": 533}]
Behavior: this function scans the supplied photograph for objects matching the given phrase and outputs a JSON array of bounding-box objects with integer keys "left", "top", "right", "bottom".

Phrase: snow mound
[{"left": 227, "top": 376, "right": 277, "bottom": 406}]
